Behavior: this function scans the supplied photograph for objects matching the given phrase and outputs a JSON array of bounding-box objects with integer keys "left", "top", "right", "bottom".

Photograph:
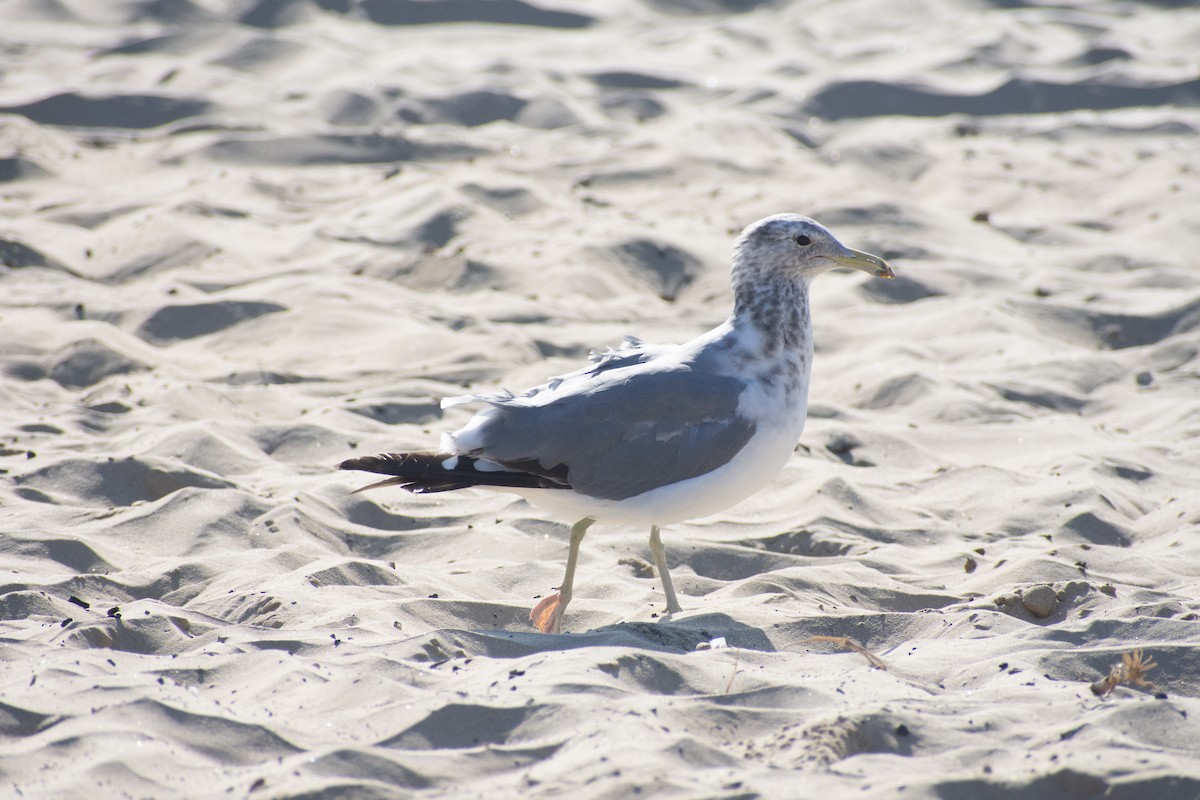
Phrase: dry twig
[
  {"left": 803, "top": 635, "right": 888, "bottom": 670},
  {"left": 1091, "top": 649, "right": 1157, "bottom": 697},
  {"left": 723, "top": 651, "right": 740, "bottom": 695}
]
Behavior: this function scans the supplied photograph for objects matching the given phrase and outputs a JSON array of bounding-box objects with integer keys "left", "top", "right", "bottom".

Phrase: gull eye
[{"left": 793, "top": 234, "right": 811, "bottom": 246}]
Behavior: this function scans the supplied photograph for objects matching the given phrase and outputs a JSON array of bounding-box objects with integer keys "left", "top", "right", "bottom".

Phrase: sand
[{"left": 2, "top": 0, "right": 1199, "bottom": 797}]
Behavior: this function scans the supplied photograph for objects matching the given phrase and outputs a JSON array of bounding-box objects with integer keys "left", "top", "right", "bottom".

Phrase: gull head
[{"left": 733, "top": 213, "right": 895, "bottom": 282}]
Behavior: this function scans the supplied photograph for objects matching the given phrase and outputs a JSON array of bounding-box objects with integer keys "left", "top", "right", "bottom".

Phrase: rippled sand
[{"left": 2, "top": 1, "right": 1199, "bottom": 797}]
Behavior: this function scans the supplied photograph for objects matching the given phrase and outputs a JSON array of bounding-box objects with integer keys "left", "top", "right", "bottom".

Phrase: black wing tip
[
  {"left": 338, "top": 453, "right": 413, "bottom": 472},
  {"left": 337, "top": 451, "right": 571, "bottom": 493},
  {"left": 339, "top": 453, "right": 461, "bottom": 495}
]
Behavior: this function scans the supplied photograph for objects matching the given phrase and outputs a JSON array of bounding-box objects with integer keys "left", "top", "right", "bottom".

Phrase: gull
[{"left": 339, "top": 214, "right": 894, "bottom": 633}]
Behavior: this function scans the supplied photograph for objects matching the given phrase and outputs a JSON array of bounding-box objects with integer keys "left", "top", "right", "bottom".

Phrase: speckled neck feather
[
  {"left": 729, "top": 263, "right": 812, "bottom": 396},
  {"left": 732, "top": 273, "right": 810, "bottom": 353}
]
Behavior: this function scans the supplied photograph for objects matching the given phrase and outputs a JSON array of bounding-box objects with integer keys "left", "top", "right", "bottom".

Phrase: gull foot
[{"left": 530, "top": 592, "right": 565, "bottom": 634}]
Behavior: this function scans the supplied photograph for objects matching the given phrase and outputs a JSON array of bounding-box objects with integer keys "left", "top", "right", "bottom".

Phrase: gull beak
[{"left": 832, "top": 248, "right": 895, "bottom": 280}]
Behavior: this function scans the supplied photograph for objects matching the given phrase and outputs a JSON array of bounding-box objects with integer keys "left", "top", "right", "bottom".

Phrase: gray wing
[{"left": 460, "top": 360, "right": 756, "bottom": 501}]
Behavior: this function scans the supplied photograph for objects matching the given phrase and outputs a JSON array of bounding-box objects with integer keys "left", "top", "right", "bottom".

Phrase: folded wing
[{"left": 452, "top": 360, "right": 755, "bottom": 501}]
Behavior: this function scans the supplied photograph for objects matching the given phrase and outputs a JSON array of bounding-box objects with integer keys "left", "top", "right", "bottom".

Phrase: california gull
[{"left": 339, "top": 213, "right": 895, "bottom": 633}]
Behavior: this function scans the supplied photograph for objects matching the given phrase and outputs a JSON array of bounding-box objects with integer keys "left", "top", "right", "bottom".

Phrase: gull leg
[
  {"left": 648, "top": 525, "right": 682, "bottom": 615},
  {"left": 530, "top": 517, "right": 594, "bottom": 634}
]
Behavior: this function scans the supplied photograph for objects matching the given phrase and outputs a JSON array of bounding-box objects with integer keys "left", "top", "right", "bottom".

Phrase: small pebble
[{"left": 1022, "top": 584, "right": 1059, "bottom": 618}]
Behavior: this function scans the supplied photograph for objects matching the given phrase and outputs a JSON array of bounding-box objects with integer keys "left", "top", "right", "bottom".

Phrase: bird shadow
[
  {"left": 387, "top": 614, "right": 777, "bottom": 663},
  {"left": 584, "top": 613, "right": 778, "bottom": 653}
]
